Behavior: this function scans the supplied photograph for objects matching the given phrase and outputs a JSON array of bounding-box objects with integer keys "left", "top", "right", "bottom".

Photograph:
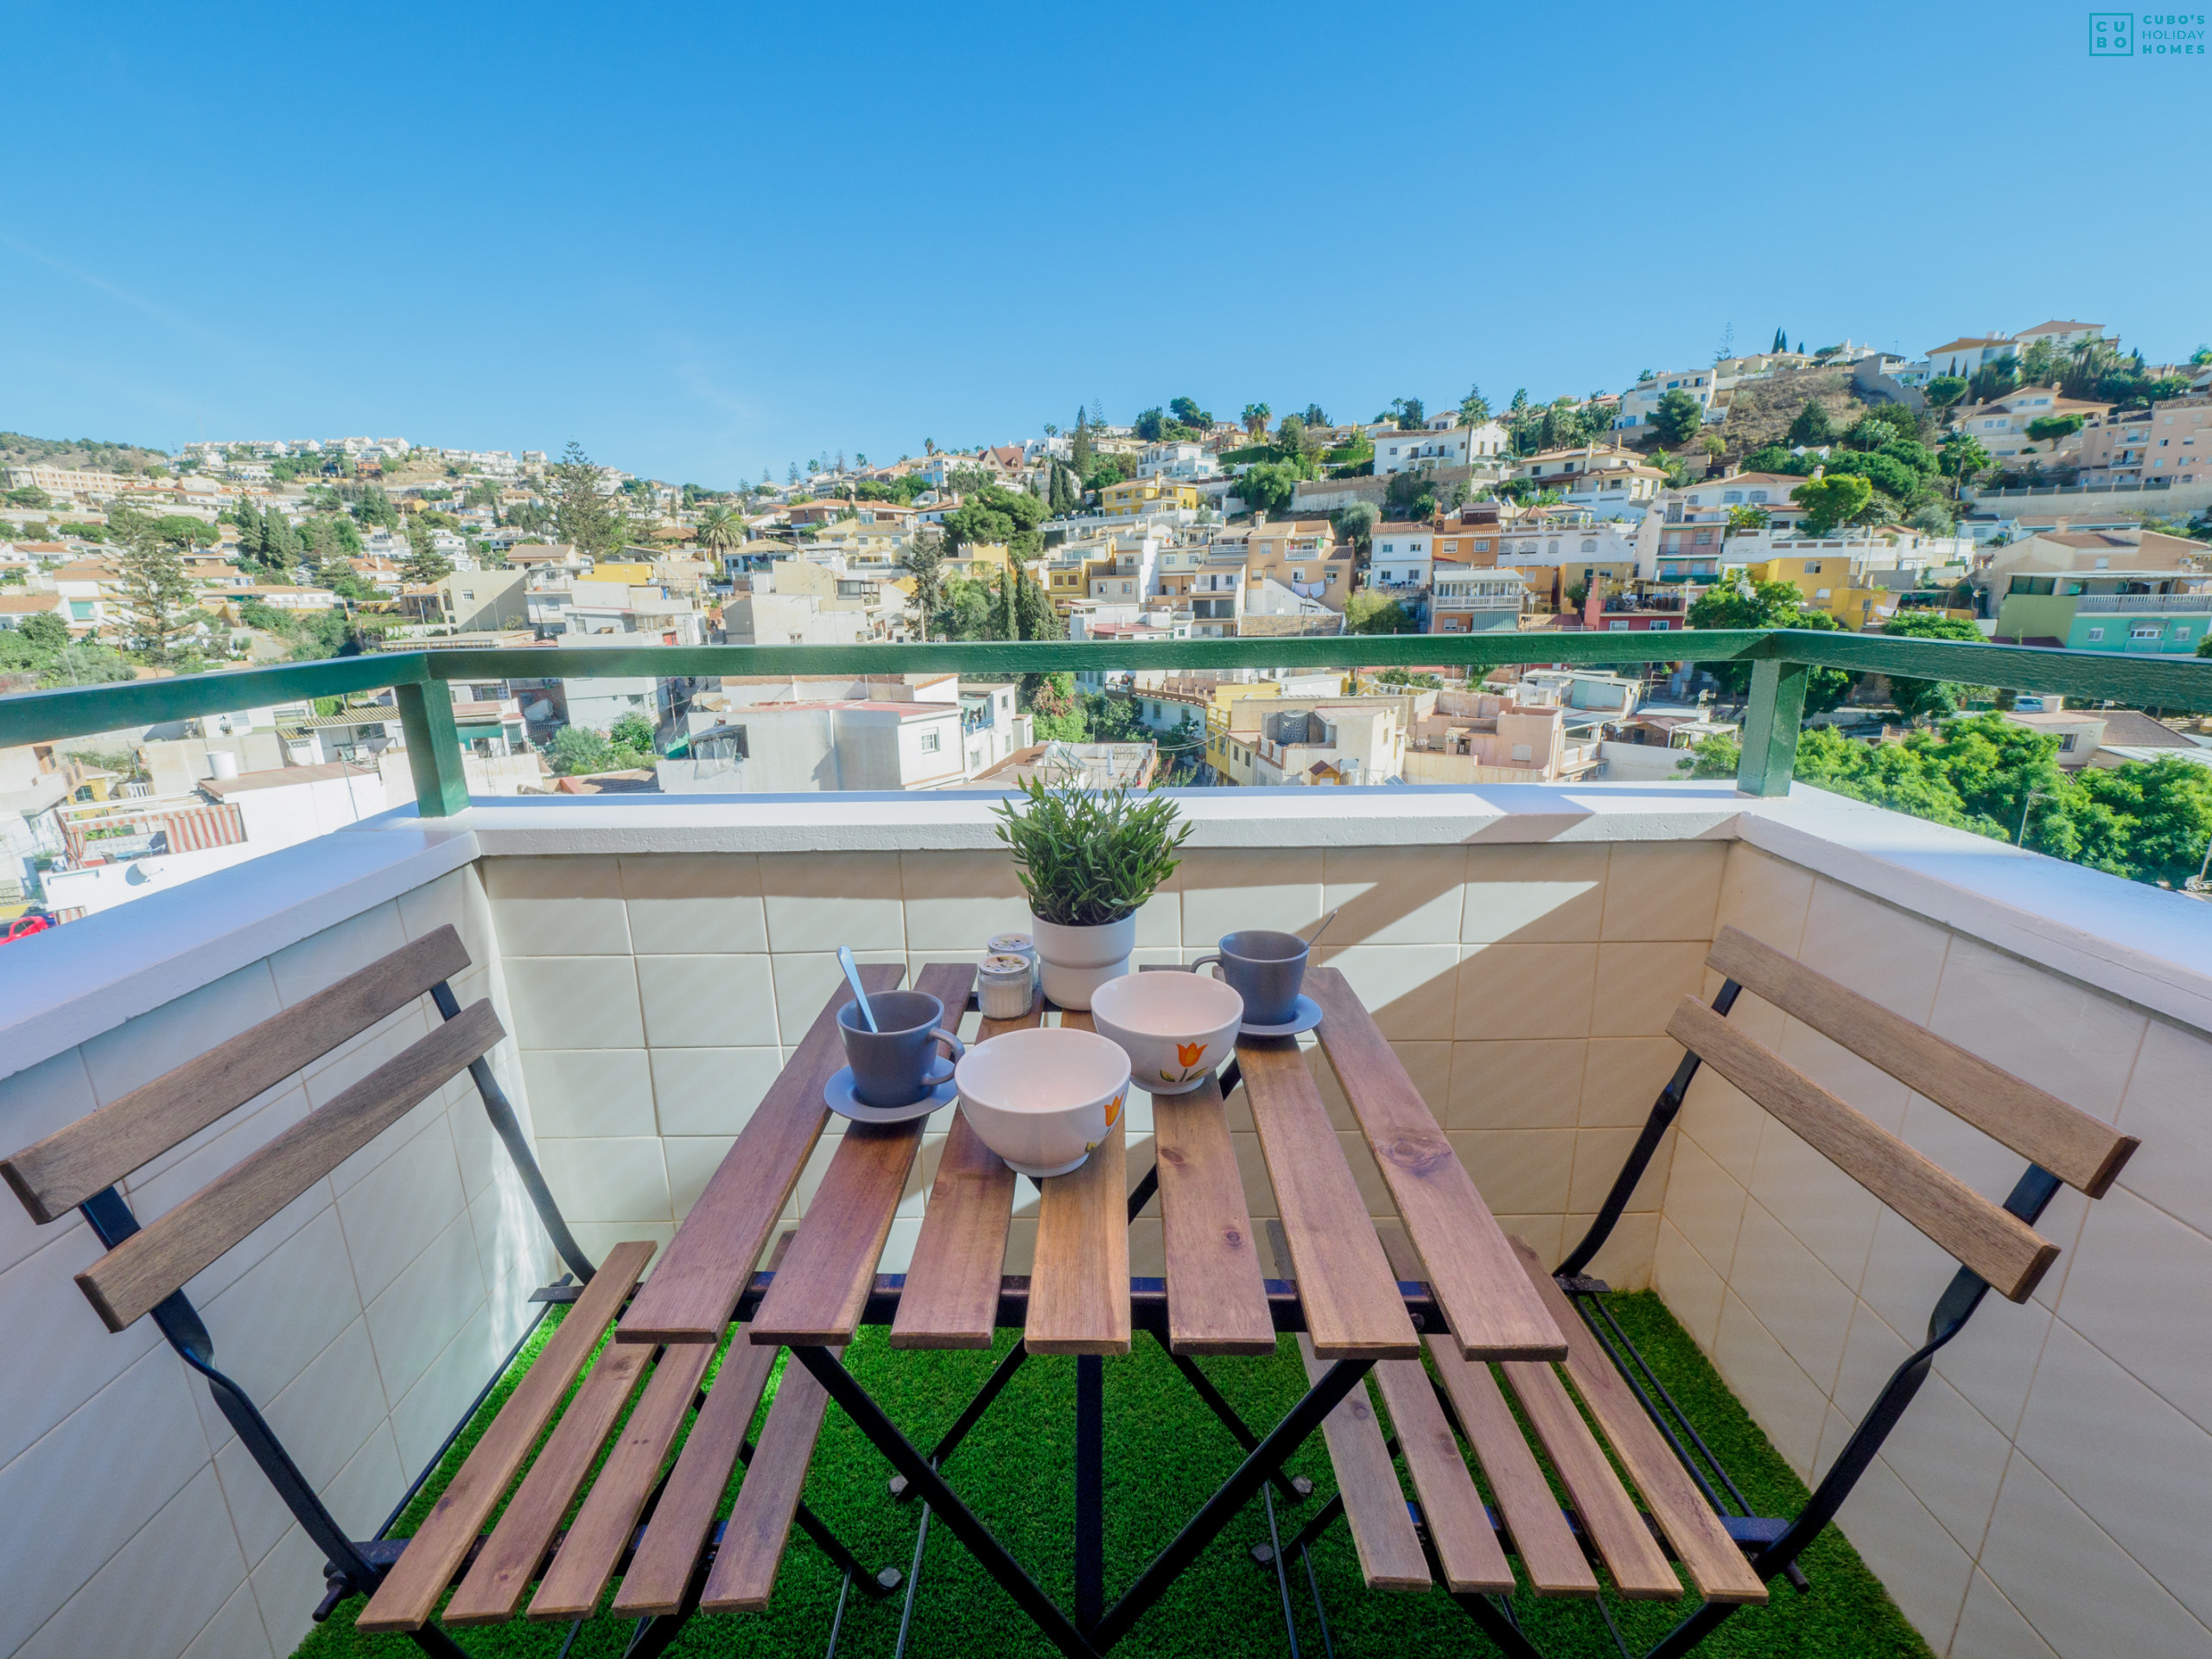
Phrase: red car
[{"left": 1, "top": 911, "right": 55, "bottom": 945}]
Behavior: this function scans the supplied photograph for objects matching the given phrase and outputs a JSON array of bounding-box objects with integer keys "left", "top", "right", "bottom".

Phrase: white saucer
[
  {"left": 1239, "top": 995, "right": 1323, "bottom": 1039},
  {"left": 823, "top": 1066, "right": 960, "bottom": 1124}
]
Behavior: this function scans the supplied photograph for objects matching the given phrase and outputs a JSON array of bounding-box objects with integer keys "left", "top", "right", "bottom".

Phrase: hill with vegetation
[{"left": 0, "top": 430, "right": 171, "bottom": 475}]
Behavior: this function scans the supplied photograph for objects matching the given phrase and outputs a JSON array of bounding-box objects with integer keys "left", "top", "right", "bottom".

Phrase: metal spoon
[
  {"left": 837, "top": 945, "right": 879, "bottom": 1032},
  {"left": 1304, "top": 908, "right": 1339, "bottom": 949}
]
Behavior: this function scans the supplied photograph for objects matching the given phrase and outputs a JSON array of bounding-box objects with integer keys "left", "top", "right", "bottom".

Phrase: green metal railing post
[
  {"left": 1736, "top": 657, "right": 1808, "bottom": 798},
  {"left": 393, "top": 678, "right": 471, "bottom": 817}
]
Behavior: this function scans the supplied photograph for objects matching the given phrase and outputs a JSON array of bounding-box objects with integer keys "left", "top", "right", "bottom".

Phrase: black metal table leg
[
  {"left": 791, "top": 1344, "right": 1105, "bottom": 1659},
  {"left": 1092, "top": 1356, "right": 1375, "bottom": 1650},
  {"left": 1077, "top": 1352, "right": 1105, "bottom": 1630},
  {"left": 1160, "top": 1338, "right": 1312, "bottom": 1503}
]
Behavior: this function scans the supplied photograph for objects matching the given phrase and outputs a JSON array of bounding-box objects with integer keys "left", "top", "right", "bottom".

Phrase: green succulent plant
[{"left": 991, "top": 777, "right": 1192, "bottom": 928}]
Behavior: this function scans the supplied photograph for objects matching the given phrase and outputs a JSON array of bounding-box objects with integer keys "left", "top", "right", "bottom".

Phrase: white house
[
  {"left": 1614, "top": 370, "right": 1723, "bottom": 430},
  {"left": 1135, "top": 442, "right": 1217, "bottom": 480},
  {"left": 1367, "top": 522, "right": 1433, "bottom": 590},
  {"left": 1373, "top": 423, "right": 1506, "bottom": 474}
]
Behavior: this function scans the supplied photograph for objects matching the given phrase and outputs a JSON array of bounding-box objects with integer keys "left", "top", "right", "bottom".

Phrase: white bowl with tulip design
[
  {"left": 1088, "top": 971, "right": 1245, "bottom": 1096},
  {"left": 956, "top": 1026, "right": 1132, "bottom": 1178}
]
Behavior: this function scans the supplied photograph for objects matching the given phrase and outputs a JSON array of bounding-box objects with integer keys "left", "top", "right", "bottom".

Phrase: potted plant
[{"left": 992, "top": 777, "right": 1192, "bottom": 1009}]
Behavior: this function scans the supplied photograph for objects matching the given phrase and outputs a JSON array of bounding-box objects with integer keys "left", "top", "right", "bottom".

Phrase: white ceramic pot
[
  {"left": 956, "top": 1025, "right": 1132, "bottom": 1178},
  {"left": 1090, "top": 970, "right": 1244, "bottom": 1096},
  {"left": 1028, "top": 912, "right": 1136, "bottom": 1011}
]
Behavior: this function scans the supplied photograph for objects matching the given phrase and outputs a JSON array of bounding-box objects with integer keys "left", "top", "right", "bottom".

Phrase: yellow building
[
  {"left": 1045, "top": 551, "right": 1118, "bottom": 613},
  {"left": 944, "top": 541, "right": 1012, "bottom": 583},
  {"left": 1100, "top": 479, "right": 1199, "bottom": 518},
  {"left": 1749, "top": 555, "right": 1895, "bottom": 630},
  {"left": 590, "top": 562, "right": 656, "bottom": 586}
]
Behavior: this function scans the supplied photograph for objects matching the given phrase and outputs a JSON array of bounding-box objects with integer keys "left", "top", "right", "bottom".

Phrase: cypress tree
[
  {"left": 1772, "top": 327, "right": 1788, "bottom": 353},
  {"left": 997, "top": 563, "right": 1017, "bottom": 639}
]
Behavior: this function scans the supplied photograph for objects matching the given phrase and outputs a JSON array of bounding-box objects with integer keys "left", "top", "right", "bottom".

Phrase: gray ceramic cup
[
  {"left": 839, "top": 990, "right": 965, "bottom": 1109},
  {"left": 1192, "top": 930, "right": 1310, "bottom": 1026}
]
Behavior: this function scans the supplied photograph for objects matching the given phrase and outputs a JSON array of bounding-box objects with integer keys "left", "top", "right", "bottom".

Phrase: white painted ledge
[
  {"left": 7, "top": 780, "right": 2212, "bottom": 1097},
  {"left": 0, "top": 811, "right": 477, "bottom": 1084}
]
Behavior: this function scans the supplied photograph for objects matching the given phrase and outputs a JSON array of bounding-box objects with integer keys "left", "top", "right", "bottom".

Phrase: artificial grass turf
[{"left": 295, "top": 1292, "right": 1934, "bottom": 1659}]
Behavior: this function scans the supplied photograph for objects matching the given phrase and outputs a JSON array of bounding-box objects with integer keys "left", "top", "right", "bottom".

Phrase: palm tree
[
  {"left": 1940, "top": 433, "right": 1991, "bottom": 500},
  {"left": 696, "top": 504, "right": 741, "bottom": 563},
  {"left": 1242, "top": 403, "right": 1272, "bottom": 438}
]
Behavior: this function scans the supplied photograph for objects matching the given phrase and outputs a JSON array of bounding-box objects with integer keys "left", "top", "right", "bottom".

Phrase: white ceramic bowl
[
  {"left": 1089, "top": 970, "right": 1245, "bottom": 1096},
  {"left": 956, "top": 1026, "right": 1132, "bottom": 1178}
]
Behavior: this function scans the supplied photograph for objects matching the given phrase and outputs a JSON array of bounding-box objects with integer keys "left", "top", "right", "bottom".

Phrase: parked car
[{"left": 1, "top": 910, "right": 54, "bottom": 944}]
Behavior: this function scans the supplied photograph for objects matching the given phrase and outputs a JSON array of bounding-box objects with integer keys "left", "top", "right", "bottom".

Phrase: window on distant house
[
  {"left": 919, "top": 731, "right": 940, "bottom": 753},
  {"left": 2086, "top": 626, "right": 2104, "bottom": 640}
]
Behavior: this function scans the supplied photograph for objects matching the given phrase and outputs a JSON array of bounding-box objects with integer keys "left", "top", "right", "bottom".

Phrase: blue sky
[{"left": 4, "top": 1, "right": 2206, "bottom": 485}]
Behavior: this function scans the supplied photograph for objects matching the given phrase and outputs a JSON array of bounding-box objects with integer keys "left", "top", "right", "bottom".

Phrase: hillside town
[{"left": 4, "top": 321, "right": 2211, "bottom": 924}]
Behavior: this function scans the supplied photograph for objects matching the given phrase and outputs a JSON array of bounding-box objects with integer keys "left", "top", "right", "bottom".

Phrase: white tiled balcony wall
[
  {"left": 1656, "top": 842, "right": 2212, "bottom": 1659},
  {"left": 485, "top": 840, "right": 1725, "bottom": 1288},
  {"left": 0, "top": 865, "right": 551, "bottom": 1659}
]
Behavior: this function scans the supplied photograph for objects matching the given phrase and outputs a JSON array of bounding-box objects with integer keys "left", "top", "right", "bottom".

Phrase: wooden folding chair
[
  {"left": 0, "top": 925, "right": 898, "bottom": 1659},
  {"left": 1264, "top": 925, "right": 2139, "bottom": 1659}
]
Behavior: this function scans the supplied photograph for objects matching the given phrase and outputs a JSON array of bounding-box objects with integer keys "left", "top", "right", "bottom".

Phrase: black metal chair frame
[
  {"left": 1249, "top": 973, "right": 2064, "bottom": 1659},
  {"left": 67, "top": 976, "right": 901, "bottom": 1659}
]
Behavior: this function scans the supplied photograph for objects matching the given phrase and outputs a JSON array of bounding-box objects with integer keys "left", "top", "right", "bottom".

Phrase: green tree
[
  {"left": 1726, "top": 505, "right": 1770, "bottom": 533},
  {"left": 905, "top": 531, "right": 948, "bottom": 639},
  {"left": 550, "top": 442, "right": 627, "bottom": 559},
  {"left": 1169, "top": 397, "right": 1210, "bottom": 429},
  {"left": 1940, "top": 432, "right": 1992, "bottom": 498},
  {"left": 1787, "top": 399, "right": 1837, "bottom": 448},
  {"left": 1238, "top": 462, "right": 1299, "bottom": 516},
  {"left": 1821, "top": 450, "right": 1918, "bottom": 505},
  {"left": 1344, "top": 592, "right": 1413, "bottom": 634},
  {"left": 2025, "top": 413, "right": 2085, "bottom": 444},
  {"left": 1028, "top": 671, "right": 1085, "bottom": 741},
  {"left": 1680, "top": 734, "right": 1742, "bottom": 779},
  {"left": 1687, "top": 578, "right": 1849, "bottom": 709},
  {"left": 1241, "top": 403, "right": 1272, "bottom": 438},
  {"left": 1333, "top": 500, "right": 1380, "bottom": 550},
  {"left": 1876, "top": 613, "right": 1989, "bottom": 726},
  {"left": 117, "top": 531, "right": 199, "bottom": 659},
  {"left": 1650, "top": 388, "right": 1703, "bottom": 445},
  {"left": 352, "top": 486, "right": 399, "bottom": 531},
  {"left": 549, "top": 725, "right": 615, "bottom": 776},
  {"left": 1924, "top": 375, "right": 1968, "bottom": 412},
  {"left": 1789, "top": 473, "right": 1873, "bottom": 536},
  {"left": 696, "top": 504, "right": 742, "bottom": 563},
  {"left": 940, "top": 484, "right": 1047, "bottom": 550},
  {"left": 1134, "top": 408, "right": 1168, "bottom": 442},
  {"left": 1457, "top": 385, "right": 1491, "bottom": 428}
]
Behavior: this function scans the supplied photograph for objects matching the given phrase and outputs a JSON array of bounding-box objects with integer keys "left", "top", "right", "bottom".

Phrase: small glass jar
[
  {"left": 978, "top": 954, "right": 1036, "bottom": 1020},
  {"left": 988, "top": 932, "right": 1038, "bottom": 989}
]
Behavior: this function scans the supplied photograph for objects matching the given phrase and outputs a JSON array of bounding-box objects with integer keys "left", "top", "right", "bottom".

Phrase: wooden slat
[
  {"left": 1154, "top": 1076, "right": 1274, "bottom": 1355},
  {"left": 890, "top": 988, "right": 1043, "bottom": 1349},
  {"left": 1427, "top": 1338, "right": 1598, "bottom": 1597},
  {"left": 3, "top": 925, "right": 471, "bottom": 1224},
  {"left": 621, "top": 965, "right": 904, "bottom": 1344},
  {"left": 1306, "top": 969, "right": 1564, "bottom": 1361},
  {"left": 701, "top": 1344, "right": 840, "bottom": 1611},
  {"left": 77, "top": 1001, "right": 504, "bottom": 1332},
  {"left": 1298, "top": 1337, "right": 1427, "bottom": 1589},
  {"left": 750, "top": 963, "right": 976, "bottom": 1347},
  {"left": 1708, "top": 925, "right": 2138, "bottom": 1197},
  {"left": 527, "top": 1340, "right": 716, "bottom": 1620},
  {"left": 1498, "top": 1358, "right": 1681, "bottom": 1600},
  {"left": 611, "top": 1326, "right": 780, "bottom": 1618},
  {"left": 1669, "top": 996, "right": 2060, "bottom": 1301},
  {"left": 444, "top": 1338, "right": 655, "bottom": 1624},
  {"left": 359, "top": 1241, "right": 656, "bottom": 1633},
  {"left": 1371, "top": 1357, "right": 1515, "bottom": 1593},
  {"left": 1236, "top": 1037, "right": 1416, "bottom": 1359},
  {"left": 1508, "top": 1237, "right": 1766, "bottom": 1605},
  {"left": 1023, "top": 1009, "right": 1130, "bottom": 1355}
]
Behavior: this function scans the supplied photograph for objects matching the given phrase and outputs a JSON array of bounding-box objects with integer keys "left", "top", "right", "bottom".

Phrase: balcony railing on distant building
[{"left": 2074, "top": 594, "right": 2212, "bottom": 613}]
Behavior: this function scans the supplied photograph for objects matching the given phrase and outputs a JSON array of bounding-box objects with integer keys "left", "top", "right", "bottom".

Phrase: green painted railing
[{"left": 5, "top": 632, "right": 2212, "bottom": 815}]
